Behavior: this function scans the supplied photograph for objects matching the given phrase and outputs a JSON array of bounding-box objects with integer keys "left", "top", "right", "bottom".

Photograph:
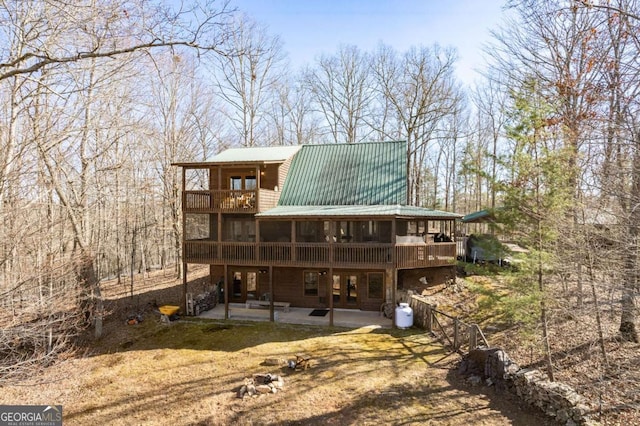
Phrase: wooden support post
[
  {"left": 255, "top": 165, "right": 260, "bottom": 207},
  {"left": 255, "top": 220, "right": 260, "bottom": 261},
  {"left": 391, "top": 270, "right": 397, "bottom": 328},
  {"left": 454, "top": 318, "right": 460, "bottom": 350},
  {"left": 391, "top": 218, "right": 396, "bottom": 328},
  {"left": 426, "top": 304, "right": 432, "bottom": 333},
  {"left": 269, "top": 266, "right": 274, "bottom": 322},
  {"left": 329, "top": 267, "right": 334, "bottom": 327},
  {"left": 224, "top": 264, "right": 229, "bottom": 320},
  {"left": 291, "top": 221, "right": 296, "bottom": 262},
  {"left": 182, "top": 262, "right": 188, "bottom": 313}
]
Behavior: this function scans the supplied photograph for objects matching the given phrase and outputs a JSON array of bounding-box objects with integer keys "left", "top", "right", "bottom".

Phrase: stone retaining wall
[
  {"left": 512, "top": 368, "right": 592, "bottom": 425},
  {"left": 459, "top": 348, "right": 595, "bottom": 426}
]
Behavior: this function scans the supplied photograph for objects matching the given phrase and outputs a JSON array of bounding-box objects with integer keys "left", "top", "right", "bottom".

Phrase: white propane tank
[{"left": 395, "top": 302, "right": 413, "bottom": 329}]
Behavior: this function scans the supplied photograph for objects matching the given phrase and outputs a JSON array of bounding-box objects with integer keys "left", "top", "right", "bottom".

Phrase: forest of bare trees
[{"left": 0, "top": 0, "right": 638, "bottom": 382}]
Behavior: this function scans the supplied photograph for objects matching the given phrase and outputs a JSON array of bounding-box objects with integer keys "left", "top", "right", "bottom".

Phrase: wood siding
[
  {"left": 236, "top": 267, "right": 385, "bottom": 311},
  {"left": 278, "top": 156, "right": 293, "bottom": 189}
]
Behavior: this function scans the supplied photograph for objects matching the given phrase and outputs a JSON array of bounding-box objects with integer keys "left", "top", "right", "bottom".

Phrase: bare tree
[
  {"left": 145, "top": 52, "right": 221, "bottom": 279},
  {"left": 304, "top": 45, "right": 375, "bottom": 144},
  {"left": 472, "top": 79, "right": 509, "bottom": 209},
  {"left": 0, "top": 0, "right": 234, "bottom": 82},
  {"left": 573, "top": 0, "right": 640, "bottom": 342},
  {"left": 372, "top": 43, "right": 461, "bottom": 205},
  {"left": 482, "top": 0, "right": 640, "bottom": 344},
  {"left": 211, "top": 14, "right": 286, "bottom": 147},
  {"left": 0, "top": 0, "right": 237, "bottom": 345}
]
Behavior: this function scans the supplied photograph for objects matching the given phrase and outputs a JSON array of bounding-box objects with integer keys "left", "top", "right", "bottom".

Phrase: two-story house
[{"left": 174, "top": 141, "right": 460, "bottom": 322}]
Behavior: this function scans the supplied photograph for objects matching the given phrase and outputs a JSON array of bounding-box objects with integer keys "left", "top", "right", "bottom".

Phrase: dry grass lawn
[
  {"left": 1, "top": 267, "right": 564, "bottom": 425},
  {"left": 2, "top": 317, "right": 553, "bottom": 425}
]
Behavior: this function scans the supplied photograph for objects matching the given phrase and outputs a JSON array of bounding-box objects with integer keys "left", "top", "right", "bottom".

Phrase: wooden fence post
[
  {"left": 453, "top": 318, "right": 460, "bottom": 350},
  {"left": 469, "top": 325, "right": 477, "bottom": 351}
]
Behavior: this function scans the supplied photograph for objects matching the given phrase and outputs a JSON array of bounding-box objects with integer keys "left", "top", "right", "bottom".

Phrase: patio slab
[{"left": 198, "top": 303, "right": 393, "bottom": 328}]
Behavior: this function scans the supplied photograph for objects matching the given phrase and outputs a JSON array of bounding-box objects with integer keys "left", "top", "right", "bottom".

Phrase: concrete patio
[{"left": 198, "top": 303, "right": 393, "bottom": 328}]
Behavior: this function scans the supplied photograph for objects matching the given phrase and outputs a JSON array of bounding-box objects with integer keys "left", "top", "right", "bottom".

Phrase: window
[
  {"left": 230, "top": 176, "right": 242, "bottom": 190},
  {"left": 245, "top": 176, "right": 257, "bottom": 190},
  {"left": 367, "top": 273, "right": 384, "bottom": 299},
  {"left": 304, "top": 271, "right": 319, "bottom": 296}
]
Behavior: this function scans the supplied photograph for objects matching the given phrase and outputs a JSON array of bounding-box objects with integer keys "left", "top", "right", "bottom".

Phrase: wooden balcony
[
  {"left": 184, "top": 241, "right": 456, "bottom": 269},
  {"left": 183, "top": 189, "right": 281, "bottom": 213}
]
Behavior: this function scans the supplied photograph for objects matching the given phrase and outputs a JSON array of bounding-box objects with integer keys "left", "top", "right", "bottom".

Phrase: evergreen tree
[{"left": 498, "top": 78, "right": 575, "bottom": 381}]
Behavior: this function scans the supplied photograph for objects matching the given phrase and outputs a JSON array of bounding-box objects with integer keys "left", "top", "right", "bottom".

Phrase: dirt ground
[
  {"left": 1, "top": 267, "right": 559, "bottom": 426},
  {"left": 423, "top": 274, "right": 640, "bottom": 426}
]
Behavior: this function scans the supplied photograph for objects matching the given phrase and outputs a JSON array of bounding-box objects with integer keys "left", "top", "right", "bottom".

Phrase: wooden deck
[{"left": 183, "top": 241, "right": 456, "bottom": 269}]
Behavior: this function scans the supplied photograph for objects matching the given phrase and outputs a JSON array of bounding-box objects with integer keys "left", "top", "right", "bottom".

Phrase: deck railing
[
  {"left": 395, "top": 243, "right": 456, "bottom": 268},
  {"left": 183, "top": 241, "right": 456, "bottom": 269}
]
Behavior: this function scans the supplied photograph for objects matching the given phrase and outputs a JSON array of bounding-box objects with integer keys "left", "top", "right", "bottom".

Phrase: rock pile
[
  {"left": 459, "top": 348, "right": 595, "bottom": 426},
  {"left": 237, "top": 373, "right": 285, "bottom": 398}
]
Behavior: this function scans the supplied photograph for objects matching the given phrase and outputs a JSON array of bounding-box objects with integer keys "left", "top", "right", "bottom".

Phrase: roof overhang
[
  {"left": 172, "top": 145, "right": 302, "bottom": 167},
  {"left": 171, "top": 160, "right": 283, "bottom": 167},
  {"left": 461, "top": 208, "right": 503, "bottom": 223}
]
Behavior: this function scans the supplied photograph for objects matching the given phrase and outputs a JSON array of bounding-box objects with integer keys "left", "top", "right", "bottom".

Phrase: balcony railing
[
  {"left": 183, "top": 241, "right": 456, "bottom": 269},
  {"left": 183, "top": 189, "right": 281, "bottom": 213},
  {"left": 183, "top": 190, "right": 257, "bottom": 213}
]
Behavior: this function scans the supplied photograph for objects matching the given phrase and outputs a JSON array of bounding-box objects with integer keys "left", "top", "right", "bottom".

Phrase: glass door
[
  {"left": 230, "top": 270, "right": 258, "bottom": 302},
  {"left": 231, "top": 271, "right": 243, "bottom": 302},
  {"left": 246, "top": 271, "right": 257, "bottom": 300},
  {"left": 332, "top": 273, "right": 359, "bottom": 308}
]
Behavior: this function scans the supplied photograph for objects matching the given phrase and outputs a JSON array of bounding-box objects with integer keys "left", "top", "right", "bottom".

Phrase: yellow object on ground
[{"left": 159, "top": 305, "right": 180, "bottom": 316}]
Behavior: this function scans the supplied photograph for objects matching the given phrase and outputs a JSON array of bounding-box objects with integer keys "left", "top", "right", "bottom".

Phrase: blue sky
[{"left": 229, "top": 0, "right": 508, "bottom": 86}]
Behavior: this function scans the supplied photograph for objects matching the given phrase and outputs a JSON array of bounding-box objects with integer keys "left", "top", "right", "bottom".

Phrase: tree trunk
[
  {"left": 620, "top": 131, "right": 640, "bottom": 343},
  {"left": 588, "top": 266, "right": 609, "bottom": 366},
  {"left": 620, "top": 215, "right": 638, "bottom": 342},
  {"left": 76, "top": 252, "right": 102, "bottom": 339},
  {"left": 538, "top": 221, "right": 555, "bottom": 381}
]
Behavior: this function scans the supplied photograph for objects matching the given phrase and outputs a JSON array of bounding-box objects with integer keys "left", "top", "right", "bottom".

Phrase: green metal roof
[
  {"left": 277, "top": 141, "right": 407, "bottom": 206},
  {"left": 256, "top": 205, "right": 461, "bottom": 219},
  {"left": 461, "top": 208, "right": 504, "bottom": 223}
]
